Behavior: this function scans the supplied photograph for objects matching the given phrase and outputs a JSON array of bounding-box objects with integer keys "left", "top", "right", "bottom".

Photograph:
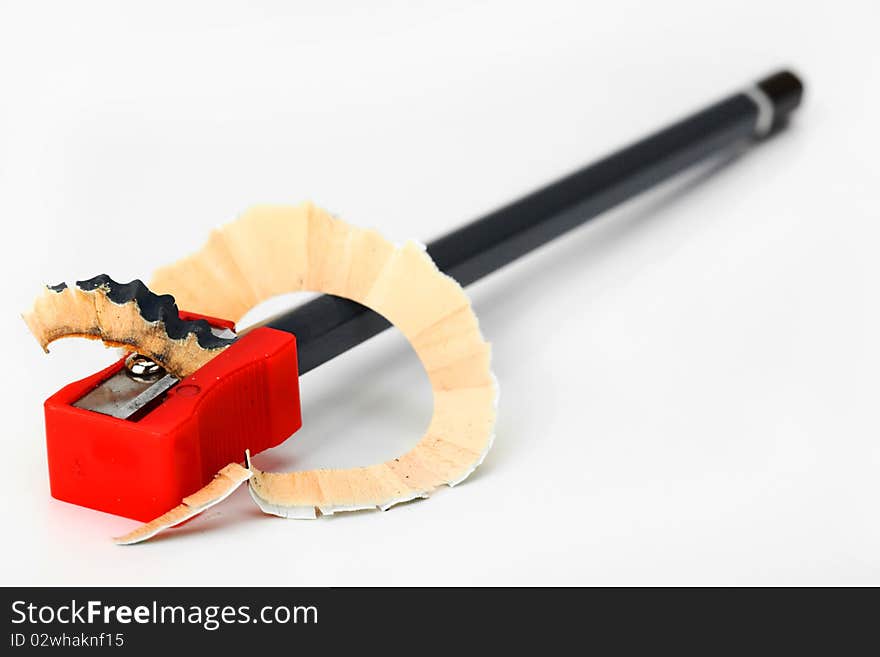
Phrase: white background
[{"left": 1, "top": 1, "right": 878, "bottom": 586}]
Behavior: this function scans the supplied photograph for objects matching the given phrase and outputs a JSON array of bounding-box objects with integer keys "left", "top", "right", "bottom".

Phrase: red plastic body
[{"left": 43, "top": 314, "right": 301, "bottom": 522}]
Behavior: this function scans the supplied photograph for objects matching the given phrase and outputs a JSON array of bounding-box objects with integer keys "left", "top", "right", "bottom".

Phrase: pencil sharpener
[{"left": 43, "top": 312, "right": 301, "bottom": 522}]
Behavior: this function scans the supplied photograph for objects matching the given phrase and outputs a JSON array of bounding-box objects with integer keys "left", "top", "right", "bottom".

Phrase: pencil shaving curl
[
  {"left": 113, "top": 464, "right": 252, "bottom": 545},
  {"left": 22, "top": 275, "right": 233, "bottom": 378},
  {"left": 127, "top": 203, "right": 498, "bottom": 542}
]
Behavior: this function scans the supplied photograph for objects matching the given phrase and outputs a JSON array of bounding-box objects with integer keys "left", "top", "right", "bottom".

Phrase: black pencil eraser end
[{"left": 757, "top": 69, "right": 804, "bottom": 130}]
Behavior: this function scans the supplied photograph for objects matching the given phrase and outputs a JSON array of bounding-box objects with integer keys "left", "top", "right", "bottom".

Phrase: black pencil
[{"left": 257, "top": 70, "right": 804, "bottom": 374}]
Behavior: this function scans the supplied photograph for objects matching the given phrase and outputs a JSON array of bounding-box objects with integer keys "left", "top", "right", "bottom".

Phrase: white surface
[{"left": 1, "top": 1, "right": 878, "bottom": 586}]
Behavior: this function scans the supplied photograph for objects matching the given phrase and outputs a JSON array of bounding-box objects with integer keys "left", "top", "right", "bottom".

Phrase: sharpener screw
[{"left": 125, "top": 353, "right": 166, "bottom": 382}]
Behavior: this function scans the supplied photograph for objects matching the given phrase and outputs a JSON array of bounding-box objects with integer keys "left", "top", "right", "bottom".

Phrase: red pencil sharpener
[{"left": 43, "top": 312, "right": 301, "bottom": 522}]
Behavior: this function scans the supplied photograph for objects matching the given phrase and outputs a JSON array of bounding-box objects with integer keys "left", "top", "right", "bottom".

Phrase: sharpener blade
[{"left": 73, "top": 370, "right": 178, "bottom": 419}]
